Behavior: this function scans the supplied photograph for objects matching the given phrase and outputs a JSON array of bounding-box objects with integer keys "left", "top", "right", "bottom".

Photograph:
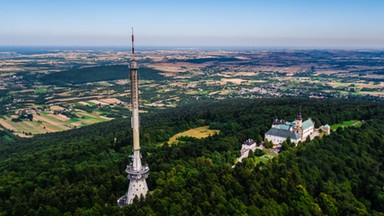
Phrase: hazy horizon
[{"left": 2, "top": 0, "right": 384, "bottom": 48}]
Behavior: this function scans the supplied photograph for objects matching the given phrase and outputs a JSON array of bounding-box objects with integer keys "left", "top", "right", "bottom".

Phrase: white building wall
[
  {"left": 265, "top": 134, "right": 300, "bottom": 145},
  {"left": 127, "top": 178, "right": 148, "bottom": 204},
  {"left": 302, "top": 125, "right": 314, "bottom": 140}
]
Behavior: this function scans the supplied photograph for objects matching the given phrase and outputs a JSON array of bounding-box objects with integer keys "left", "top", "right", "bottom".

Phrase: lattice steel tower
[{"left": 117, "top": 28, "right": 149, "bottom": 207}]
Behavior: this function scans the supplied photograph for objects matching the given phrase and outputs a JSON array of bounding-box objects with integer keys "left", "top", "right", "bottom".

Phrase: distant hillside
[
  {"left": 180, "top": 57, "right": 241, "bottom": 64},
  {"left": 40, "top": 65, "right": 164, "bottom": 85},
  {"left": 1, "top": 98, "right": 384, "bottom": 215},
  {"left": 170, "top": 57, "right": 241, "bottom": 64}
]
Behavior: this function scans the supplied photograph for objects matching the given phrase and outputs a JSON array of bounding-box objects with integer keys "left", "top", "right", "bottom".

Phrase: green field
[
  {"left": 80, "top": 115, "right": 104, "bottom": 124},
  {"left": 67, "top": 118, "right": 80, "bottom": 123},
  {"left": 331, "top": 120, "right": 362, "bottom": 130},
  {"left": 35, "top": 88, "right": 48, "bottom": 94},
  {"left": 254, "top": 154, "right": 272, "bottom": 164}
]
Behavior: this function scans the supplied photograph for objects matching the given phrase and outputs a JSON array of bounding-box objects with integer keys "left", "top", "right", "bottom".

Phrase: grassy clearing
[
  {"left": 234, "top": 150, "right": 275, "bottom": 168},
  {"left": 254, "top": 155, "right": 271, "bottom": 164},
  {"left": 331, "top": 120, "right": 362, "bottom": 130},
  {"left": 353, "top": 121, "right": 363, "bottom": 127},
  {"left": 168, "top": 126, "right": 220, "bottom": 145},
  {"left": 82, "top": 116, "right": 94, "bottom": 120},
  {"left": 3, "top": 135, "right": 13, "bottom": 141}
]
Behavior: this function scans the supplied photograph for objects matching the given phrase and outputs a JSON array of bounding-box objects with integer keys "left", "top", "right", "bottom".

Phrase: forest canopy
[
  {"left": 0, "top": 98, "right": 384, "bottom": 215},
  {"left": 40, "top": 65, "right": 164, "bottom": 85}
]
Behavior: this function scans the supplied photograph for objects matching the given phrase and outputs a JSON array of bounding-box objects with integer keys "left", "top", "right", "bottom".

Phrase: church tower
[
  {"left": 117, "top": 29, "right": 149, "bottom": 207},
  {"left": 296, "top": 111, "right": 302, "bottom": 129},
  {"left": 295, "top": 111, "right": 303, "bottom": 138}
]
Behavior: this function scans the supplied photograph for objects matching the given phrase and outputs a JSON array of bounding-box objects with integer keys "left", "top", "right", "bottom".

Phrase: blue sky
[{"left": 1, "top": 0, "right": 384, "bottom": 48}]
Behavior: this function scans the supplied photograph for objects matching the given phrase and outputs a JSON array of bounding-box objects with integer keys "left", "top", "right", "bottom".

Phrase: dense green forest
[
  {"left": 40, "top": 65, "right": 164, "bottom": 85},
  {"left": 1, "top": 98, "right": 384, "bottom": 215}
]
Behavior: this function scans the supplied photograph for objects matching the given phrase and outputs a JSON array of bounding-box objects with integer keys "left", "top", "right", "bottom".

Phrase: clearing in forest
[
  {"left": 331, "top": 120, "right": 362, "bottom": 130},
  {"left": 168, "top": 126, "right": 220, "bottom": 144}
]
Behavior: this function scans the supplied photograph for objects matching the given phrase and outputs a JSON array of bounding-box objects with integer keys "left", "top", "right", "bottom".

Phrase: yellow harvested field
[
  {"left": 185, "top": 90, "right": 199, "bottom": 95},
  {"left": 78, "top": 101, "right": 91, "bottom": 106},
  {"left": 159, "top": 73, "right": 176, "bottom": 77},
  {"left": 249, "top": 80, "right": 267, "bottom": 83},
  {"left": 220, "top": 78, "right": 246, "bottom": 85},
  {"left": 168, "top": 126, "right": 220, "bottom": 144},
  {"left": 314, "top": 70, "right": 345, "bottom": 76},
  {"left": 115, "top": 80, "right": 129, "bottom": 85},
  {"left": 49, "top": 96, "right": 102, "bottom": 103},
  {"left": 70, "top": 122, "right": 82, "bottom": 127},
  {"left": 89, "top": 99, "right": 108, "bottom": 105},
  {"left": 222, "top": 71, "right": 259, "bottom": 77},
  {"left": 327, "top": 82, "right": 384, "bottom": 89},
  {"left": 242, "top": 66, "right": 306, "bottom": 73},
  {"left": 50, "top": 105, "right": 65, "bottom": 111},
  {"left": 355, "top": 82, "right": 384, "bottom": 88},
  {"left": 360, "top": 92, "right": 384, "bottom": 97},
  {"left": 48, "top": 113, "right": 70, "bottom": 121},
  {"left": 58, "top": 91, "right": 73, "bottom": 97},
  {"left": 99, "top": 98, "right": 123, "bottom": 104},
  {"left": 147, "top": 103, "right": 166, "bottom": 107},
  {"left": 327, "top": 82, "right": 348, "bottom": 88},
  {"left": 0, "top": 67, "right": 24, "bottom": 72},
  {"left": 235, "top": 72, "right": 259, "bottom": 76},
  {"left": 149, "top": 62, "right": 207, "bottom": 73},
  {"left": 149, "top": 64, "right": 186, "bottom": 73},
  {"left": 219, "top": 90, "right": 233, "bottom": 95}
]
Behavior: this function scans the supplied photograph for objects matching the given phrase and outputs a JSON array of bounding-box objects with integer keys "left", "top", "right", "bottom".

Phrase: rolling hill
[{"left": 1, "top": 98, "right": 384, "bottom": 215}]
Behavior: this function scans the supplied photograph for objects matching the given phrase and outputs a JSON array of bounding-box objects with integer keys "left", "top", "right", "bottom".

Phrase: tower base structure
[{"left": 117, "top": 163, "right": 149, "bottom": 207}]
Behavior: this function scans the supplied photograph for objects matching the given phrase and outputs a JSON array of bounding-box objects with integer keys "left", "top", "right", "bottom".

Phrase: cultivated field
[{"left": 0, "top": 109, "right": 112, "bottom": 137}]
